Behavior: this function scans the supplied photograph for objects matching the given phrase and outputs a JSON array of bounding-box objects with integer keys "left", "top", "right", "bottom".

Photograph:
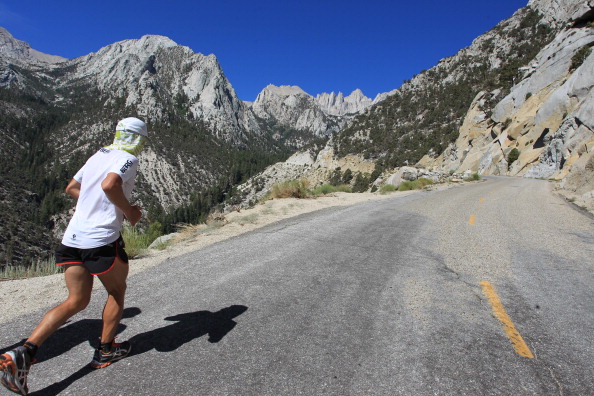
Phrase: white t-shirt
[{"left": 62, "top": 148, "right": 139, "bottom": 249}]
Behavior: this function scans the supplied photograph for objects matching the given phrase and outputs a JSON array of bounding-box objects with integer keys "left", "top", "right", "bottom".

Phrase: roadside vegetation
[
  {"left": 121, "top": 222, "right": 165, "bottom": 258},
  {"left": 0, "top": 258, "right": 62, "bottom": 280},
  {"left": 379, "top": 184, "right": 397, "bottom": 194},
  {"left": 264, "top": 179, "right": 355, "bottom": 200},
  {"left": 0, "top": 222, "right": 166, "bottom": 280},
  {"left": 311, "top": 184, "right": 352, "bottom": 196},
  {"left": 397, "top": 177, "right": 434, "bottom": 191},
  {"left": 269, "top": 179, "right": 311, "bottom": 199},
  {"left": 1, "top": 170, "right": 482, "bottom": 280},
  {"left": 266, "top": 174, "right": 440, "bottom": 200}
]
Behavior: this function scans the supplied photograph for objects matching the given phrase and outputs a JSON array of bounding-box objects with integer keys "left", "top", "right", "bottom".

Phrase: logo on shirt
[
  {"left": 72, "top": 234, "right": 77, "bottom": 240},
  {"left": 100, "top": 148, "right": 110, "bottom": 153},
  {"left": 120, "top": 159, "right": 134, "bottom": 174}
]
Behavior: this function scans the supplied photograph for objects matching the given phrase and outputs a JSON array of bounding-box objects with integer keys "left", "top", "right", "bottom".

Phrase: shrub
[
  {"left": 379, "top": 184, "right": 397, "bottom": 194},
  {"left": 312, "top": 184, "right": 336, "bottom": 195},
  {"left": 417, "top": 177, "right": 434, "bottom": 187},
  {"left": 334, "top": 184, "right": 352, "bottom": 193},
  {"left": 403, "top": 181, "right": 417, "bottom": 190},
  {"left": 329, "top": 168, "right": 342, "bottom": 186},
  {"left": 342, "top": 169, "right": 353, "bottom": 184},
  {"left": 370, "top": 165, "right": 384, "bottom": 182},
  {"left": 463, "top": 173, "right": 481, "bottom": 181},
  {"left": 507, "top": 148, "right": 520, "bottom": 169},
  {"left": 398, "top": 178, "right": 434, "bottom": 191},
  {"left": 269, "top": 179, "right": 310, "bottom": 199},
  {"left": 122, "top": 221, "right": 163, "bottom": 258},
  {"left": 398, "top": 181, "right": 418, "bottom": 191},
  {"left": 311, "top": 184, "right": 352, "bottom": 196},
  {"left": 502, "top": 118, "right": 512, "bottom": 130},
  {"left": 352, "top": 172, "right": 371, "bottom": 193},
  {"left": 570, "top": 45, "right": 592, "bottom": 71}
]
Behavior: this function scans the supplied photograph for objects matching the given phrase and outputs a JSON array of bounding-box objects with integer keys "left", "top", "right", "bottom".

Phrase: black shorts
[{"left": 55, "top": 235, "right": 129, "bottom": 275}]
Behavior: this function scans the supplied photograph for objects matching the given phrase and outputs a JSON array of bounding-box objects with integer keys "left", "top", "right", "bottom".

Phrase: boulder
[
  {"left": 385, "top": 167, "right": 419, "bottom": 187},
  {"left": 148, "top": 233, "right": 177, "bottom": 249}
]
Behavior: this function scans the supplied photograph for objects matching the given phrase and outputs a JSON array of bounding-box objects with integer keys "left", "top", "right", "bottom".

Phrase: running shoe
[
  {"left": 90, "top": 340, "right": 131, "bottom": 369},
  {"left": 0, "top": 346, "right": 32, "bottom": 396}
]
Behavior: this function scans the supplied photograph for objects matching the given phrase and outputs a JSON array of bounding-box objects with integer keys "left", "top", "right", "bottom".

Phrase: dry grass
[
  {"left": 268, "top": 179, "right": 310, "bottom": 199},
  {"left": 1, "top": 258, "right": 62, "bottom": 280}
]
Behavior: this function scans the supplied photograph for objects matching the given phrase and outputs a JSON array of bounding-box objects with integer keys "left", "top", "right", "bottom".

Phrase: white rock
[{"left": 315, "top": 89, "right": 373, "bottom": 116}]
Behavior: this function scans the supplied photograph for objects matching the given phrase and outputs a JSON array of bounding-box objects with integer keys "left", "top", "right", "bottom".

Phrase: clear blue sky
[{"left": 1, "top": 0, "right": 527, "bottom": 101}]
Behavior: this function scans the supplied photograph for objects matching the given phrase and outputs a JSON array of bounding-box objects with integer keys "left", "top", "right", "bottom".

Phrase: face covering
[{"left": 104, "top": 130, "right": 147, "bottom": 156}]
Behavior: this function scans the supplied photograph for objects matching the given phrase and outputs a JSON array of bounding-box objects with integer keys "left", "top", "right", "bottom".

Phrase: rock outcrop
[
  {"left": 315, "top": 89, "right": 373, "bottom": 116},
  {"left": 418, "top": 0, "right": 593, "bottom": 202},
  {"left": 233, "top": 143, "right": 377, "bottom": 206}
]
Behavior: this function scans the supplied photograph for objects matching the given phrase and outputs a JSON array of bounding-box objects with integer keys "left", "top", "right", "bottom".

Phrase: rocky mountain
[
  {"left": 3, "top": 0, "right": 592, "bottom": 268},
  {"left": 0, "top": 27, "right": 374, "bottom": 267},
  {"left": 315, "top": 89, "right": 374, "bottom": 117},
  {"left": 250, "top": 85, "right": 374, "bottom": 146},
  {"left": 332, "top": 3, "right": 561, "bottom": 169},
  {"left": 235, "top": 0, "right": 594, "bottom": 211},
  {"left": 0, "top": 27, "right": 65, "bottom": 65},
  {"left": 417, "top": 0, "right": 594, "bottom": 199},
  {"left": 0, "top": 30, "right": 275, "bottom": 266},
  {"left": 50, "top": 34, "right": 264, "bottom": 144}
]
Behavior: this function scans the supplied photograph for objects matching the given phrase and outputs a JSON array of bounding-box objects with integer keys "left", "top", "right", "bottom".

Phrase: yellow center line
[
  {"left": 469, "top": 215, "right": 476, "bottom": 225},
  {"left": 480, "top": 281, "right": 534, "bottom": 358}
]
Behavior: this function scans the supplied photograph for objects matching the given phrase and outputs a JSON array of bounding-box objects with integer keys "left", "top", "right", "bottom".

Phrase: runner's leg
[
  {"left": 27, "top": 265, "right": 93, "bottom": 346},
  {"left": 97, "top": 257, "right": 128, "bottom": 344}
]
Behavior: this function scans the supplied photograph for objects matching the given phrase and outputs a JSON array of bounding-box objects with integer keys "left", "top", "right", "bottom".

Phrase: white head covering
[{"left": 104, "top": 117, "right": 148, "bottom": 156}]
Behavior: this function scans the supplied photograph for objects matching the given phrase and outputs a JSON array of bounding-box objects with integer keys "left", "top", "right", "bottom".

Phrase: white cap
[{"left": 116, "top": 117, "right": 148, "bottom": 137}]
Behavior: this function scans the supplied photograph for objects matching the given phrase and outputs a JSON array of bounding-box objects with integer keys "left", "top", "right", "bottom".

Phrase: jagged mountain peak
[
  {"left": 83, "top": 34, "right": 180, "bottom": 61},
  {"left": 0, "top": 26, "right": 66, "bottom": 64},
  {"left": 316, "top": 88, "right": 366, "bottom": 100},
  {"left": 258, "top": 84, "right": 308, "bottom": 98},
  {"left": 253, "top": 84, "right": 316, "bottom": 119},
  {"left": 251, "top": 83, "right": 375, "bottom": 137},
  {"left": 315, "top": 88, "right": 373, "bottom": 116}
]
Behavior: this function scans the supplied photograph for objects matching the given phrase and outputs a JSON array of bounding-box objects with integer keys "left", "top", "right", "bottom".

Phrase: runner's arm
[
  {"left": 65, "top": 178, "right": 81, "bottom": 199},
  {"left": 101, "top": 172, "right": 142, "bottom": 226}
]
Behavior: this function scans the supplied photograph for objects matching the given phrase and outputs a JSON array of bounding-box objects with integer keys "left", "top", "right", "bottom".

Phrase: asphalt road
[{"left": 1, "top": 176, "right": 593, "bottom": 395}]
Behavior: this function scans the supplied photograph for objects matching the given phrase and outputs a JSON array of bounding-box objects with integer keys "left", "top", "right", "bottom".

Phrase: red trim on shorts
[
  {"left": 92, "top": 238, "right": 127, "bottom": 275},
  {"left": 92, "top": 242, "right": 118, "bottom": 276},
  {"left": 92, "top": 260, "right": 116, "bottom": 276},
  {"left": 56, "top": 261, "right": 84, "bottom": 266}
]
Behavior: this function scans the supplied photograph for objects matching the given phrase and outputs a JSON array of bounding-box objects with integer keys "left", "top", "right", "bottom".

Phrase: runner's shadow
[
  {"left": 0, "top": 307, "right": 141, "bottom": 363},
  {"left": 129, "top": 304, "right": 248, "bottom": 355},
  {"left": 26, "top": 305, "right": 247, "bottom": 395},
  {"left": 9, "top": 307, "right": 140, "bottom": 396}
]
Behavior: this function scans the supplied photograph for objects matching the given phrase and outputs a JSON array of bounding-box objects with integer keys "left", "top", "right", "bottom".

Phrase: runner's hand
[{"left": 124, "top": 205, "right": 143, "bottom": 226}]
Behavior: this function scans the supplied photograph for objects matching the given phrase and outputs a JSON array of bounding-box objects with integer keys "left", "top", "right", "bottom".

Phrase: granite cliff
[{"left": 236, "top": 0, "right": 594, "bottom": 212}]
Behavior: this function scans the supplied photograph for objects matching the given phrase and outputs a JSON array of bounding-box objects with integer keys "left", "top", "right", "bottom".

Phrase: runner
[{"left": 0, "top": 117, "right": 149, "bottom": 395}]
